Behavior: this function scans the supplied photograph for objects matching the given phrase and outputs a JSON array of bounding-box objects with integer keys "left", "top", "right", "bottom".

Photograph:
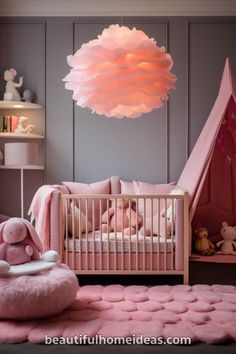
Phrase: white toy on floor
[
  {"left": 3, "top": 68, "right": 23, "bottom": 102},
  {"left": 217, "top": 222, "right": 236, "bottom": 255},
  {"left": 15, "top": 116, "right": 35, "bottom": 134},
  {"left": 0, "top": 218, "right": 59, "bottom": 276}
]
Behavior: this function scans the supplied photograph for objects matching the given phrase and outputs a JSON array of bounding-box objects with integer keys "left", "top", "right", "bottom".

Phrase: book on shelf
[{"left": 0, "top": 115, "right": 19, "bottom": 133}]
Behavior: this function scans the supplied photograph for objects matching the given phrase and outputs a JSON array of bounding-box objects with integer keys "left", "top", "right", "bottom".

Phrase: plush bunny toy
[
  {"left": 0, "top": 218, "right": 59, "bottom": 275},
  {"left": 101, "top": 199, "right": 142, "bottom": 235},
  {"left": 217, "top": 222, "right": 236, "bottom": 255}
]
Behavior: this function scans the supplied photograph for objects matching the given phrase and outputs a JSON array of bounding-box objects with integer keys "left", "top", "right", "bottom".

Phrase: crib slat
[
  {"left": 129, "top": 199, "right": 131, "bottom": 271},
  {"left": 157, "top": 198, "right": 160, "bottom": 271},
  {"left": 122, "top": 198, "right": 124, "bottom": 271},
  {"left": 65, "top": 200, "right": 69, "bottom": 267},
  {"left": 114, "top": 197, "right": 117, "bottom": 271},
  {"left": 107, "top": 198, "right": 109, "bottom": 271},
  {"left": 136, "top": 197, "right": 139, "bottom": 271},
  {"left": 92, "top": 199, "right": 95, "bottom": 271},
  {"left": 171, "top": 198, "right": 174, "bottom": 270},
  {"left": 85, "top": 198, "right": 88, "bottom": 271},
  {"left": 79, "top": 199, "right": 82, "bottom": 271},
  {"left": 100, "top": 199, "right": 102, "bottom": 271},
  {"left": 143, "top": 197, "right": 146, "bottom": 271},
  {"left": 164, "top": 198, "right": 167, "bottom": 271},
  {"left": 150, "top": 197, "right": 153, "bottom": 271},
  {"left": 72, "top": 199, "right": 75, "bottom": 270}
]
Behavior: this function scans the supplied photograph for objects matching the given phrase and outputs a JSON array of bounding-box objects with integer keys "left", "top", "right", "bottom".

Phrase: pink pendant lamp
[{"left": 63, "top": 24, "right": 176, "bottom": 119}]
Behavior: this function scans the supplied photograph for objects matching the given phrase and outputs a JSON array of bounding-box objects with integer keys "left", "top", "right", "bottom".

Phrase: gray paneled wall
[
  {"left": 0, "top": 17, "right": 236, "bottom": 217},
  {"left": 74, "top": 18, "right": 168, "bottom": 184},
  {"left": 0, "top": 19, "right": 45, "bottom": 217}
]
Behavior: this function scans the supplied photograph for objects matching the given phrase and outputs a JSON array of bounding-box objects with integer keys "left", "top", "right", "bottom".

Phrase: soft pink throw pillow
[
  {"left": 110, "top": 176, "right": 121, "bottom": 195},
  {"left": 63, "top": 179, "right": 110, "bottom": 229},
  {"left": 133, "top": 181, "right": 175, "bottom": 219},
  {"left": 120, "top": 179, "right": 135, "bottom": 194}
]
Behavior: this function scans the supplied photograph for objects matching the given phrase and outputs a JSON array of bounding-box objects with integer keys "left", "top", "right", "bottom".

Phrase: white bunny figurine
[{"left": 3, "top": 68, "right": 23, "bottom": 102}]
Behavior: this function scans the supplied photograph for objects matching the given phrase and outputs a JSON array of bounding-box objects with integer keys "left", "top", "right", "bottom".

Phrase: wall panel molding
[
  {"left": 187, "top": 19, "right": 236, "bottom": 153},
  {"left": 1, "top": 0, "right": 236, "bottom": 17}
]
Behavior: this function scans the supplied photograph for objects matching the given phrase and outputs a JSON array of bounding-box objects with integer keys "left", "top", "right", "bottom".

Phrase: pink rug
[{"left": 0, "top": 284, "right": 236, "bottom": 345}]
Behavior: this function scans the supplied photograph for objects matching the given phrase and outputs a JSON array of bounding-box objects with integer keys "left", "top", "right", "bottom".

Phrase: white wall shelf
[
  {"left": 0, "top": 132, "right": 44, "bottom": 139},
  {"left": 0, "top": 99, "right": 45, "bottom": 218},
  {"left": 0, "top": 165, "right": 44, "bottom": 170},
  {"left": 0, "top": 100, "right": 43, "bottom": 110}
]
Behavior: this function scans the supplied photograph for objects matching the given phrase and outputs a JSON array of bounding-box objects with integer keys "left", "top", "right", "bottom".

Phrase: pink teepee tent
[{"left": 177, "top": 58, "right": 236, "bottom": 260}]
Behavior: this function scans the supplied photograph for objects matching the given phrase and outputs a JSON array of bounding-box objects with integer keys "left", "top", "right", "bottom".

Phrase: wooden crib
[{"left": 58, "top": 192, "right": 189, "bottom": 284}]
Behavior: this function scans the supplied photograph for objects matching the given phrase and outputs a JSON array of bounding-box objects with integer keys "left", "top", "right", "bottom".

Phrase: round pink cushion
[{"left": 0, "top": 264, "right": 78, "bottom": 320}]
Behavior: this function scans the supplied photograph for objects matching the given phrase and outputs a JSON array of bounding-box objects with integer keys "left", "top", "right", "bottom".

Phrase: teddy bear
[
  {"left": 3, "top": 68, "right": 23, "bottom": 101},
  {"left": 0, "top": 218, "right": 59, "bottom": 275},
  {"left": 194, "top": 227, "right": 215, "bottom": 256},
  {"left": 217, "top": 222, "right": 236, "bottom": 255},
  {"left": 101, "top": 199, "right": 142, "bottom": 235}
]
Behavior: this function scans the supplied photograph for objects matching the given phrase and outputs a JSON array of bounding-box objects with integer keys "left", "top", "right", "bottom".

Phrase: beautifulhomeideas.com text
[{"left": 45, "top": 334, "right": 192, "bottom": 345}]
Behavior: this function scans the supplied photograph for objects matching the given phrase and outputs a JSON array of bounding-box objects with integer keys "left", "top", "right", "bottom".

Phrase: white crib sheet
[{"left": 65, "top": 231, "right": 175, "bottom": 253}]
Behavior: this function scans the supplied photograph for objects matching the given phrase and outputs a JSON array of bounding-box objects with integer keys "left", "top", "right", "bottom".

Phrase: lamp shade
[{"left": 63, "top": 24, "right": 176, "bottom": 118}]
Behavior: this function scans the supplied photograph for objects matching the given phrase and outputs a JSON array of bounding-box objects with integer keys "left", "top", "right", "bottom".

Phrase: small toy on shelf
[
  {"left": 15, "top": 115, "right": 35, "bottom": 134},
  {"left": 194, "top": 227, "right": 215, "bottom": 256},
  {"left": 22, "top": 89, "right": 34, "bottom": 103},
  {"left": 3, "top": 68, "right": 23, "bottom": 102},
  {"left": 217, "top": 222, "right": 236, "bottom": 255}
]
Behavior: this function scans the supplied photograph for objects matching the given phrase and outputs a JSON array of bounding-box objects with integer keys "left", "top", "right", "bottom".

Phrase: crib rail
[{"left": 60, "top": 193, "right": 189, "bottom": 283}]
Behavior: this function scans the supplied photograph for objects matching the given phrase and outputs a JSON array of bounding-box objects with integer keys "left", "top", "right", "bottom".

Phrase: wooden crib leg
[{"left": 183, "top": 269, "right": 189, "bottom": 285}]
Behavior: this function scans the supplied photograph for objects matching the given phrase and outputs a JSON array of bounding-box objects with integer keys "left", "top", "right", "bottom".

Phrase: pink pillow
[
  {"left": 133, "top": 181, "right": 175, "bottom": 218},
  {"left": 120, "top": 179, "right": 135, "bottom": 194},
  {"left": 110, "top": 176, "right": 121, "bottom": 195},
  {"left": 63, "top": 179, "right": 110, "bottom": 229}
]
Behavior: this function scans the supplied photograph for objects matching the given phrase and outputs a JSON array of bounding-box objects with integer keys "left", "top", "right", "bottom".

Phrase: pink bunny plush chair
[{"left": 0, "top": 218, "right": 78, "bottom": 320}]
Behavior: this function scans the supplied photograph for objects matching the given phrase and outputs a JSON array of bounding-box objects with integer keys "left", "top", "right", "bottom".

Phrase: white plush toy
[
  {"left": 217, "top": 222, "right": 236, "bottom": 255},
  {"left": 3, "top": 68, "right": 23, "bottom": 102},
  {"left": 15, "top": 116, "right": 35, "bottom": 134}
]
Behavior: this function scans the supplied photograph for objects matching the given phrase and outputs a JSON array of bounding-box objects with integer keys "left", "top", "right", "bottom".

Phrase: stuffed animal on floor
[
  {"left": 101, "top": 199, "right": 142, "bottom": 235},
  {"left": 217, "top": 222, "right": 236, "bottom": 255},
  {"left": 194, "top": 227, "right": 215, "bottom": 256},
  {"left": 0, "top": 218, "right": 59, "bottom": 275}
]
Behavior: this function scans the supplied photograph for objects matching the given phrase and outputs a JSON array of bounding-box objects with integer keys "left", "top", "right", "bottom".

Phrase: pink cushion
[
  {"left": 0, "top": 264, "right": 78, "bottom": 320},
  {"left": 63, "top": 179, "right": 110, "bottom": 228},
  {"left": 120, "top": 179, "right": 135, "bottom": 194},
  {"left": 133, "top": 181, "right": 175, "bottom": 218},
  {"left": 110, "top": 176, "right": 121, "bottom": 195}
]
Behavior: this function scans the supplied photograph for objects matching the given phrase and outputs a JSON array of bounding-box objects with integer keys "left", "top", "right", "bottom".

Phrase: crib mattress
[{"left": 65, "top": 231, "right": 175, "bottom": 253}]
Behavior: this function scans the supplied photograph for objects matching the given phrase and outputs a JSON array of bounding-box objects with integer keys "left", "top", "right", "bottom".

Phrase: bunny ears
[{"left": 0, "top": 218, "right": 43, "bottom": 252}]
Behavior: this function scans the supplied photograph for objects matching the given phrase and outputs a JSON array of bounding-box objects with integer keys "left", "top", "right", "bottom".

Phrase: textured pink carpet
[{"left": 0, "top": 284, "right": 236, "bottom": 344}]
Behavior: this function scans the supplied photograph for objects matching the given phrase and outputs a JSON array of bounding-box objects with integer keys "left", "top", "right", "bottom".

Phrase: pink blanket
[{"left": 28, "top": 185, "right": 62, "bottom": 250}]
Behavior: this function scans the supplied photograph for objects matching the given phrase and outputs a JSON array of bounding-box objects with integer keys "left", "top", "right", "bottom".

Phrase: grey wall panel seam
[
  {"left": 165, "top": 19, "right": 169, "bottom": 183},
  {"left": 44, "top": 20, "right": 47, "bottom": 184},
  {"left": 73, "top": 20, "right": 76, "bottom": 182},
  {"left": 186, "top": 20, "right": 190, "bottom": 160}
]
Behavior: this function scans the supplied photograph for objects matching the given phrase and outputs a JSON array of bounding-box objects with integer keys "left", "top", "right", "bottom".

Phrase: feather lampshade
[{"left": 63, "top": 24, "right": 176, "bottom": 119}]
